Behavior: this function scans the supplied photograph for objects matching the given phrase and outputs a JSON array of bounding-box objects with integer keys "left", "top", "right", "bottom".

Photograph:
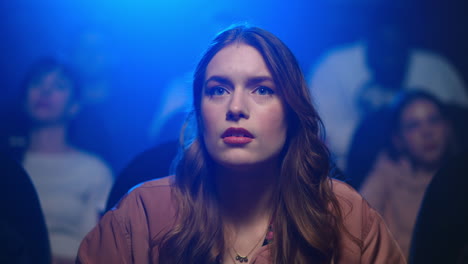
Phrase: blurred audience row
[
  {"left": 1, "top": 12, "right": 467, "bottom": 263},
  {"left": 308, "top": 13, "right": 468, "bottom": 261}
]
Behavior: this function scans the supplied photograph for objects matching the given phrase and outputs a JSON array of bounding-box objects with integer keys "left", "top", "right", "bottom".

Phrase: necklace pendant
[{"left": 235, "top": 254, "right": 248, "bottom": 263}]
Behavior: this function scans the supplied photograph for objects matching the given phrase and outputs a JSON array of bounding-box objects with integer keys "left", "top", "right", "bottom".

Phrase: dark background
[{"left": 1, "top": 0, "right": 467, "bottom": 171}]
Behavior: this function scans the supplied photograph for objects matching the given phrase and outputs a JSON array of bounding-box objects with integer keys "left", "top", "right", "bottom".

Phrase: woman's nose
[{"left": 226, "top": 90, "right": 249, "bottom": 121}]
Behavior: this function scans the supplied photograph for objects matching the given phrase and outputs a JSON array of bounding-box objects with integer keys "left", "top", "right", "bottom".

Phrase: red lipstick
[{"left": 221, "top": 127, "right": 254, "bottom": 145}]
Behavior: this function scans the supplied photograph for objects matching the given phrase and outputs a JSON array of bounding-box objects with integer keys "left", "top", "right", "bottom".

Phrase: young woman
[
  {"left": 15, "top": 58, "right": 113, "bottom": 263},
  {"left": 78, "top": 25, "right": 404, "bottom": 264},
  {"left": 360, "top": 90, "right": 454, "bottom": 259}
]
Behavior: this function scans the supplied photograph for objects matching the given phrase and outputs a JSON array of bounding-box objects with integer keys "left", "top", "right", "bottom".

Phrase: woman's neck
[
  {"left": 29, "top": 124, "right": 73, "bottom": 153},
  {"left": 215, "top": 163, "right": 278, "bottom": 228},
  {"left": 214, "top": 163, "right": 278, "bottom": 264}
]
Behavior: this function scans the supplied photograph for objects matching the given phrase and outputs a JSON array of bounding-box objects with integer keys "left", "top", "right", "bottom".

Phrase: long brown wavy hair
[{"left": 156, "top": 25, "right": 350, "bottom": 264}]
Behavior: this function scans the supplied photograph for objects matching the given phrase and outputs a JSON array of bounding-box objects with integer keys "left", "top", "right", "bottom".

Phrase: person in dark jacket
[{"left": 0, "top": 152, "right": 51, "bottom": 264}]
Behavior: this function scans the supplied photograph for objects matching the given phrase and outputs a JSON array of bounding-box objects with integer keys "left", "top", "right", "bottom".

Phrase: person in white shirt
[{"left": 19, "top": 57, "right": 113, "bottom": 263}]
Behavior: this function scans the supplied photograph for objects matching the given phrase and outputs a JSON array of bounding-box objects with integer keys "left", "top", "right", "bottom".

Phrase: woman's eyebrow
[
  {"left": 205, "top": 75, "right": 274, "bottom": 87},
  {"left": 205, "top": 76, "right": 231, "bottom": 86},
  {"left": 246, "top": 76, "right": 274, "bottom": 86}
]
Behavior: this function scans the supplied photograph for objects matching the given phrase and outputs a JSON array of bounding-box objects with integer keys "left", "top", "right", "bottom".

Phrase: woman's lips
[
  {"left": 221, "top": 127, "right": 254, "bottom": 145},
  {"left": 223, "top": 137, "right": 253, "bottom": 144}
]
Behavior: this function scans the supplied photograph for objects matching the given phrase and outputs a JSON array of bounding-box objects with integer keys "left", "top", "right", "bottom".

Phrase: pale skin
[
  {"left": 393, "top": 99, "right": 450, "bottom": 178},
  {"left": 26, "top": 70, "right": 79, "bottom": 154},
  {"left": 371, "top": 99, "right": 450, "bottom": 188},
  {"left": 201, "top": 43, "right": 287, "bottom": 263}
]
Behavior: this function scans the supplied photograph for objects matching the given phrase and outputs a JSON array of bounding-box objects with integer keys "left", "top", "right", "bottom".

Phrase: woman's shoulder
[
  {"left": 112, "top": 176, "right": 176, "bottom": 215},
  {"left": 125, "top": 175, "right": 174, "bottom": 195},
  {"left": 329, "top": 178, "right": 375, "bottom": 237},
  {"left": 330, "top": 179, "right": 406, "bottom": 263},
  {"left": 117, "top": 176, "right": 174, "bottom": 207},
  {"left": 78, "top": 176, "right": 177, "bottom": 263},
  {"left": 330, "top": 178, "right": 363, "bottom": 204},
  {"left": 106, "top": 176, "right": 177, "bottom": 239}
]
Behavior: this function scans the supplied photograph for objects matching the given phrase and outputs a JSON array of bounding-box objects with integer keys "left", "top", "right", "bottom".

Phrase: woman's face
[
  {"left": 25, "top": 70, "right": 78, "bottom": 125},
  {"left": 201, "top": 43, "right": 287, "bottom": 169},
  {"left": 397, "top": 99, "right": 450, "bottom": 166}
]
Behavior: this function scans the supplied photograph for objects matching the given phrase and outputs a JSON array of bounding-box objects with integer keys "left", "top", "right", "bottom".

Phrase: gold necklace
[{"left": 229, "top": 225, "right": 269, "bottom": 263}]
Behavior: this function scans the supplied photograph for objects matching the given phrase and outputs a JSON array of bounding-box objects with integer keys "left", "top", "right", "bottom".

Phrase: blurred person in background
[
  {"left": 346, "top": 86, "right": 468, "bottom": 190},
  {"left": 308, "top": 10, "right": 468, "bottom": 171},
  {"left": 360, "top": 90, "right": 457, "bottom": 259},
  {"left": 5, "top": 57, "right": 113, "bottom": 263}
]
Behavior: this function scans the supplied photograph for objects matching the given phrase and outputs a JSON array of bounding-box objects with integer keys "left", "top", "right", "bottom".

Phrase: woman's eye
[
  {"left": 207, "top": 86, "right": 228, "bottom": 97},
  {"left": 253, "top": 86, "right": 274, "bottom": 95}
]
